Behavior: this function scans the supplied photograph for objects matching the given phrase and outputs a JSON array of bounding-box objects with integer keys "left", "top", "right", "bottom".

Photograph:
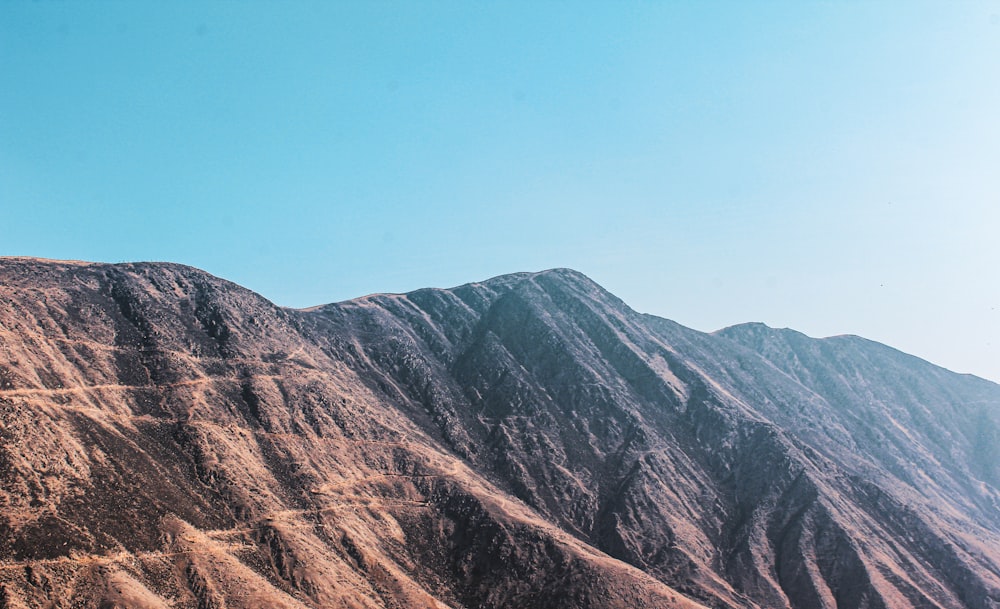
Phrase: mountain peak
[
  {"left": 456, "top": 267, "right": 600, "bottom": 292},
  {"left": 715, "top": 321, "right": 801, "bottom": 336}
]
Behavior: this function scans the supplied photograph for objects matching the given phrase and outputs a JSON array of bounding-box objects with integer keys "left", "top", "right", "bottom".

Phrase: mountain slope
[{"left": 0, "top": 258, "right": 998, "bottom": 609}]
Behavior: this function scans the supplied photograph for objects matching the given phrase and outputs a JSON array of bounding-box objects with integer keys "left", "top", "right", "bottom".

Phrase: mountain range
[{"left": 0, "top": 257, "right": 998, "bottom": 609}]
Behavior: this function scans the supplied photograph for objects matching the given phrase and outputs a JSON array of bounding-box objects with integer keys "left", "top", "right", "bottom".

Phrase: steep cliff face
[{"left": 0, "top": 258, "right": 998, "bottom": 609}]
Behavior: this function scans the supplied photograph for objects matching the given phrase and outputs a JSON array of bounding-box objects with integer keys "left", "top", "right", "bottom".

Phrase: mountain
[{"left": 0, "top": 257, "right": 997, "bottom": 609}]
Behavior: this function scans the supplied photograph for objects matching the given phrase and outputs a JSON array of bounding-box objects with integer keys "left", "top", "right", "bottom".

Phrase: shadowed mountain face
[{"left": 0, "top": 258, "right": 998, "bottom": 609}]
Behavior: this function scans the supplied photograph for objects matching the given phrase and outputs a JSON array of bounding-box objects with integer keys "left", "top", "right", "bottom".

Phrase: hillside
[{"left": 1, "top": 258, "right": 998, "bottom": 608}]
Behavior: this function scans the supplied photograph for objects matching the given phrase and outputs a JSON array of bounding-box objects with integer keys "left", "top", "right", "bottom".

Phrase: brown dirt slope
[{"left": 1, "top": 258, "right": 998, "bottom": 608}]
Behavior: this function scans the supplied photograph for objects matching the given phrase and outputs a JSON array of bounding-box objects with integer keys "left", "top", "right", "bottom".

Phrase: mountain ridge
[{"left": 0, "top": 257, "right": 998, "bottom": 609}]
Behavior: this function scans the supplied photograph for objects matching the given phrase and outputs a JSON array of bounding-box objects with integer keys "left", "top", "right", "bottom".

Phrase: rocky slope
[{"left": 0, "top": 257, "right": 997, "bottom": 608}]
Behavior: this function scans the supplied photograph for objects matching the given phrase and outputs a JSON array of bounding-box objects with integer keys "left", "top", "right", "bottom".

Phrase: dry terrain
[{"left": 1, "top": 258, "right": 998, "bottom": 608}]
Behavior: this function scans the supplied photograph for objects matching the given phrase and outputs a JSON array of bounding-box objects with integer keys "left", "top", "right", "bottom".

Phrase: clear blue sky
[{"left": 2, "top": 2, "right": 999, "bottom": 381}]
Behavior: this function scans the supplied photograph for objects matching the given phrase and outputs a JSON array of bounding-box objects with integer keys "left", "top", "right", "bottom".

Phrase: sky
[{"left": 2, "top": 2, "right": 999, "bottom": 381}]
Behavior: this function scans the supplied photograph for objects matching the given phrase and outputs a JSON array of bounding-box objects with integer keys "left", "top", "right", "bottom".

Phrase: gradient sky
[{"left": 2, "top": 2, "right": 999, "bottom": 381}]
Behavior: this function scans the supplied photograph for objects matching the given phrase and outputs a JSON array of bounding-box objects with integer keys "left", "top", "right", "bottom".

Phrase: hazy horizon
[{"left": 2, "top": 2, "right": 998, "bottom": 381}]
